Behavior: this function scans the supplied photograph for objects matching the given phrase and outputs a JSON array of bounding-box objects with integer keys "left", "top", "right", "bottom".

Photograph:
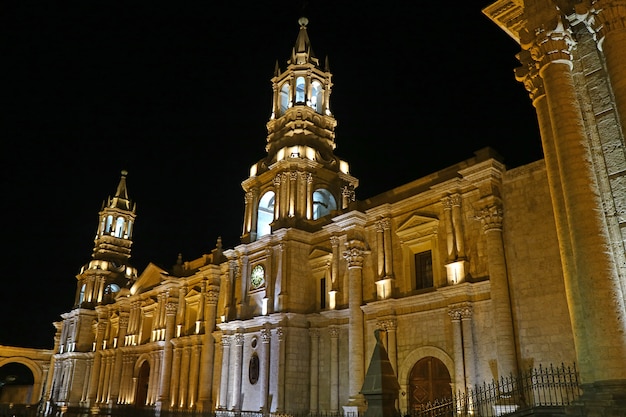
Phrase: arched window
[
  {"left": 279, "top": 82, "right": 290, "bottom": 115},
  {"left": 114, "top": 217, "right": 125, "bottom": 238},
  {"left": 105, "top": 215, "right": 113, "bottom": 233},
  {"left": 257, "top": 191, "right": 275, "bottom": 239},
  {"left": 78, "top": 284, "right": 86, "bottom": 305},
  {"left": 310, "top": 80, "right": 324, "bottom": 112},
  {"left": 295, "top": 76, "right": 306, "bottom": 103},
  {"left": 312, "top": 188, "right": 337, "bottom": 220}
]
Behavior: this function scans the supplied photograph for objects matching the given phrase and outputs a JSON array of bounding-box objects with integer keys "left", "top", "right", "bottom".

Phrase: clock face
[{"left": 250, "top": 265, "right": 265, "bottom": 289}]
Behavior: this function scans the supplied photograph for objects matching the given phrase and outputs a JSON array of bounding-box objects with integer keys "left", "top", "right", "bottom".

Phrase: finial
[
  {"left": 121, "top": 169, "right": 128, "bottom": 177},
  {"left": 298, "top": 16, "right": 309, "bottom": 27}
]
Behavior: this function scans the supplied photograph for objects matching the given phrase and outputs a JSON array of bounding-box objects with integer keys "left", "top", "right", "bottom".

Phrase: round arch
[
  {"left": 0, "top": 357, "right": 45, "bottom": 405},
  {"left": 397, "top": 346, "right": 456, "bottom": 412}
]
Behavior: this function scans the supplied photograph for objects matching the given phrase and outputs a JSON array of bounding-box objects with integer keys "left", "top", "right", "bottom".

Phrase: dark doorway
[
  {"left": 135, "top": 361, "right": 150, "bottom": 406},
  {"left": 408, "top": 356, "right": 451, "bottom": 413},
  {"left": 0, "top": 362, "right": 35, "bottom": 404}
]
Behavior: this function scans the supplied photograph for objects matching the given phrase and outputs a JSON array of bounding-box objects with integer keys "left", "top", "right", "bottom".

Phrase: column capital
[
  {"left": 234, "top": 332, "right": 245, "bottom": 346},
  {"left": 309, "top": 328, "right": 320, "bottom": 339},
  {"left": 529, "top": 24, "right": 575, "bottom": 70},
  {"left": 476, "top": 204, "right": 504, "bottom": 233},
  {"left": 205, "top": 290, "right": 219, "bottom": 306},
  {"left": 515, "top": 49, "right": 545, "bottom": 103},
  {"left": 165, "top": 302, "right": 178, "bottom": 316},
  {"left": 261, "top": 327, "right": 271, "bottom": 343},
  {"left": 329, "top": 325, "right": 340, "bottom": 339},
  {"left": 447, "top": 308, "right": 462, "bottom": 321},
  {"left": 377, "top": 318, "right": 397, "bottom": 331},
  {"left": 343, "top": 240, "right": 367, "bottom": 268},
  {"left": 588, "top": 0, "right": 626, "bottom": 48},
  {"left": 221, "top": 335, "right": 231, "bottom": 348}
]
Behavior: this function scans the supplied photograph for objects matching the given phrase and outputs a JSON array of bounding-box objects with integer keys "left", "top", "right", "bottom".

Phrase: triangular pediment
[
  {"left": 309, "top": 247, "right": 331, "bottom": 259},
  {"left": 395, "top": 213, "right": 439, "bottom": 241},
  {"left": 131, "top": 262, "right": 167, "bottom": 295}
]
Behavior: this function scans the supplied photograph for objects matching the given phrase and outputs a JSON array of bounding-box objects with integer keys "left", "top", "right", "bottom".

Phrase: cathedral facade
[{"left": 1, "top": 1, "right": 625, "bottom": 416}]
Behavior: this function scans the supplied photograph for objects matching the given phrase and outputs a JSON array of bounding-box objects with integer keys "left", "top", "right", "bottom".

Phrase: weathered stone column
[
  {"left": 451, "top": 194, "right": 465, "bottom": 258},
  {"left": 157, "top": 302, "right": 177, "bottom": 409},
  {"left": 531, "top": 23, "right": 626, "bottom": 385},
  {"left": 343, "top": 240, "right": 367, "bottom": 411},
  {"left": 448, "top": 307, "right": 465, "bottom": 394},
  {"left": 309, "top": 328, "right": 320, "bottom": 412},
  {"left": 230, "top": 332, "right": 244, "bottom": 410},
  {"left": 329, "top": 326, "right": 340, "bottom": 412},
  {"left": 382, "top": 218, "right": 393, "bottom": 278},
  {"left": 197, "top": 288, "right": 218, "bottom": 411},
  {"left": 218, "top": 336, "right": 231, "bottom": 409},
  {"left": 477, "top": 203, "right": 518, "bottom": 380},
  {"left": 381, "top": 319, "right": 397, "bottom": 376}
]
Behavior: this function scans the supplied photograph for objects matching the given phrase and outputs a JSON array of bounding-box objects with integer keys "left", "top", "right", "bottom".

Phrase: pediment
[
  {"left": 395, "top": 213, "right": 439, "bottom": 241},
  {"left": 309, "top": 247, "right": 331, "bottom": 260},
  {"left": 185, "top": 288, "right": 201, "bottom": 299},
  {"left": 131, "top": 262, "right": 167, "bottom": 295}
]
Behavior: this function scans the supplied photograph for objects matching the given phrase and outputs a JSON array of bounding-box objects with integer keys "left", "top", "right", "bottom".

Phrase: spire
[
  {"left": 289, "top": 17, "right": 319, "bottom": 66},
  {"left": 107, "top": 170, "right": 134, "bottom": 212}
]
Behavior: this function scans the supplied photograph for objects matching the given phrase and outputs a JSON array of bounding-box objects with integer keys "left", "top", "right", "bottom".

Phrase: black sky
[{"left": 1, "top": 2, "right": 542, "bottom": 348}]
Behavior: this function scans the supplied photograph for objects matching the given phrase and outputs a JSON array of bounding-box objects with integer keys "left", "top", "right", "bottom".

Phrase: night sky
[{"left": 1, "top": 2, "right": 542, "bottom": 348}]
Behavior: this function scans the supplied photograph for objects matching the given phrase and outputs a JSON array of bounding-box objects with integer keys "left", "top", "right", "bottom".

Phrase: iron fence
[{"left": 409, "top": 363, "right": 581, "bottom": 417}]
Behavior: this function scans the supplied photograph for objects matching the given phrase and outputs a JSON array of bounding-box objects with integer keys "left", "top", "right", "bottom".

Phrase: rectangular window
[
  {"left": 415, "top": 250, "right": 433, "bottom": 290},
  {"left": 320, "top": 277, "right": 326, "bottom": 309}
]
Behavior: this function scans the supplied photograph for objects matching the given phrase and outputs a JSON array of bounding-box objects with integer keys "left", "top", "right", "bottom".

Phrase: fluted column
[
  {"left": 329, "top": 326, "right": 340, "bottom": 412},
  {"left": 198, "top": 289, "right": 218, "bottom": 411},
  {"left": 451, "top": 194, "right": 465, "bottom": 257},
  {"left": 530, "top": 23, "right": 626, "bottom": 384},
  {"left": 260, "top": 326, "right": 271, "bottom": 412},
  {"left": 448, "top": 308, "right": 465, "bottom": 394},
  {"left": 343, "top": 240, "right": 366, "bottom": 409},
  {"left": 230, "top": 332, "right": 244, "bottom": 410},
  {"left": 375, "top": 221, "right": 385, "bottom": 278},
  {"left": 309, "top": 328, "right": 320, "bottom": 412},
  {"left": 218, "top": 336, "right": 231, "bottom": 409},
  {"left": 442, "top": 197, "right": 456, "bottom": 261},
  {"left": 157, "top": 302, "right": 177, "bottom": 409},
  {"left": 477, "top": 203, "right": 517, "bottom": 379}
]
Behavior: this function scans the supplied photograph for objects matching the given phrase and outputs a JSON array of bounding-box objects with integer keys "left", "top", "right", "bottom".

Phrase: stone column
[
  {"left": 87, "top": 320, "right": 107, "bottom": 405},
  {"left": 448, "top": 308, "right": 465, "bottom": 394},
  {"left": 178, "top": 346, "right": 191, "bottom": 408},
  {"left": 188, "top": 345, "right": 201, "bottom": 408},
  {"left": 460, "top": 304, "right": 475, "bottom": 389},
  {"left": 381, "top": 319, "right": 397, "bottom": 376},
  {"left": 306, "top": 172, "right": 313, "bottom": 219},
  {"left": 276, "top": 327, "right": 286, "bottom": 412},
  {"left": 382, "top": 218, "right": 393, "bottom": 278},
  {"left": 109, "top": 313, "right": 129, "bottom": 403},
  {"left": 375, "top": 221, "right": 385, "bottom": 278},
  {"left": 477, "top": 203, "right": 518, "bottom": 380},
  {"left": 260, "top": 326, "right": 271, "bottom": 412},
  {"left": 343, "top": 240, "right": 367, "bottom": 410},
  {"left": 309, "top": 328, "right": 320, "bottom": 412},
  {"left": 169, "top": 347, "right": 181, "bottom": 407},
  {"left": 451, "top": 194, "right": 465, "bottom": 258},
  {"left": 230, "top": 332, "right": 244, "bottom": 410},
  {"left": 157, "top": 302, "right": 177, "bottom": 409},
  {"left": 329, "top": 326, "right": 340, "bottom": 412},
  {"left": 530, "top": 23, "right": 626, "bottom": 384},
  {"left": 442, "top": 197, "right": 456, "bottom": 261},
  {"left": 218, "top": 336, "right": 231, "bottom": 409},
  {"left": 198, "top": 289, "right": 218, "bottom": 411}
]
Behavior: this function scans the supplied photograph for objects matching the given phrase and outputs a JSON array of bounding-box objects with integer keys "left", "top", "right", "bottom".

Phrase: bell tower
[
  {"left": 241, "top": 17, "right": 359, "bottom": 242},
  {"left": 74, "top": 170, "right": 138, "bottom": 308}
]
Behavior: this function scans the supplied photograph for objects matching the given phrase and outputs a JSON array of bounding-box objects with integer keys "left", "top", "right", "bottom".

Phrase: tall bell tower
[
  {"left": 74, "top": 170, "right": 138, "bottom": 308},
  {"left": 241, "top": 17, "right": 359, "bottom": 243}
]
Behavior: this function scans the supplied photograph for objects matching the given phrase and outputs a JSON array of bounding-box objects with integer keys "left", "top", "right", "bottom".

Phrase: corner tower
[
  {"left": 241, "top": 17, "right": 359, "bottom": 242},
  {"left": 74, "top": 170, "right": 138, "bottom": 308}
]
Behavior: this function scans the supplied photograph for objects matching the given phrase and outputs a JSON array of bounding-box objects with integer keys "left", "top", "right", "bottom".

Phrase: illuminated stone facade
[{"left": 1, "top": 2, "right": 624, "bottom": 415}]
